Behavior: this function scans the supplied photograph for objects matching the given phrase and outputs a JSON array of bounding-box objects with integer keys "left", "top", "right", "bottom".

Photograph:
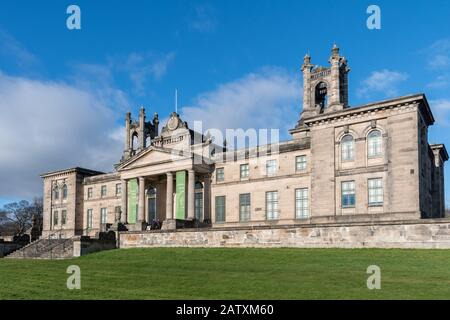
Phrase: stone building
[{"left": 40, "top": 45, "right": 448, "bottom": 239}]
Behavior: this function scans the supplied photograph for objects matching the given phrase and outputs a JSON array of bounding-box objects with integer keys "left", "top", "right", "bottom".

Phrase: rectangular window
[
  {"left": 53, "top": 210, "right": 58, "bottom": 226},
  {"left": 296, "top": 155, "right": 307, "bottom": 171},
  {"left": 368, "top": 178, "right": 383, "bottom": 206},
  {"left": 240, "top": 164, "right": 249, "bottom": 180},
  {"left": 295, "top": 188, "right": 309, "bottom": 219},
  {"left": 239, "top": 193, "right": 251, "bottom": 221},
  {"left": 266, "top": 191, "right": 279, "bottom": 220},
  {"left": 61, "top": 210, "right": 67, "bottom": 225},
  {"left": 87, "top": 188, "right": 93, "bottom": 199},
  {"left": 266, "top": 159, "right": 277, "bottom": 176},
  {"left": 115, "top": 183, "right": 121, "bottom": 196},
  {"left": 215, "top": 196, "right": 226, "bottom": 223},
  {"left": 87, "top": 209, "right": 93, "bottom": 229},
  {"left": 101, "top": 185, "right": 107, "bottom": 198},
  {"left": 216, "top": 168, "right": 224, "bottom": 182},
  {"left": 101, "top": 208, "right": 107, "bottom": 225},
  {"left": 341, "top": 181, "right": 356, "bottom": 208}
]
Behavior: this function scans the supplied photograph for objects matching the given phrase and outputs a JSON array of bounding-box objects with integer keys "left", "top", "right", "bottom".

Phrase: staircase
[{"left": 5, "top": 231, "right": 77, "bottom": 259}]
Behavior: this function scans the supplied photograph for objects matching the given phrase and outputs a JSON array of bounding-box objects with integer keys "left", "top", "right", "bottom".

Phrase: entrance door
[
  {"left": 147, "top": 187, "right": 156, "bottom": 222},
  {"left": 194, "top": 192, "right": 203, "bottom": 221}
]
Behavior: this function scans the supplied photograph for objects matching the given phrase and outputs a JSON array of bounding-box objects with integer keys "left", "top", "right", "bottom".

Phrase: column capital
[{"left": 166, "top": 171, "right": 173, "bottom": 176}]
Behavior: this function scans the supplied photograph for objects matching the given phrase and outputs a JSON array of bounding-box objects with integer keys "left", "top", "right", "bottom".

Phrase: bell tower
[
  {"left": 298, "top": 44, "right": 350, "bottom": 121},
  {"left": 122, "top": 107, "right": 159, "bottom": 161}
]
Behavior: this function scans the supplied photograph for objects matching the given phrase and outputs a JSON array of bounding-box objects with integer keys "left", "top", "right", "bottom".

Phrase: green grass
[{"left": 1, "top": 248, "right": 450, "bottom": 299}]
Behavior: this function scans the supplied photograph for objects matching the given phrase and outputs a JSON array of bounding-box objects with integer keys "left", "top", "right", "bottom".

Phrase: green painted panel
[
  {"left": 176, "top": 171, "right": 186, "bottom": 220},
  {"left": 128, "top": 179, "right": 138, "bottom": 224}
]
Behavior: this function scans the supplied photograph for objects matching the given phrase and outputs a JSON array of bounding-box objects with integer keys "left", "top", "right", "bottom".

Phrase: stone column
[
  {"left": 138, "top": 177, "right": 146, "bottom": 223},
  {"left": 203, "top": 174, "right": 211, "bottom": 222},
  {"left": 187, "top": 169, "right": 195, "bottom": 220},
  {"left": 166, "top": 172, "right": 173, "bottom": 220},
  {"left": 120, "top": 179, "right": 128, "bottom": 224}
]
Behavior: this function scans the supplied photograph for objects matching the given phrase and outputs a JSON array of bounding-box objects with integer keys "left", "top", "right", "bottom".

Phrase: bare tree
[{"left": 0, "top": 198, "right": 43, "bottom": 236}]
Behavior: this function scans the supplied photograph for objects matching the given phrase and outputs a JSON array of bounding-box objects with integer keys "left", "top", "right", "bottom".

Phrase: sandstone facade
[{"left": 40, "top": 45, "right": 448, "bottom": 241}]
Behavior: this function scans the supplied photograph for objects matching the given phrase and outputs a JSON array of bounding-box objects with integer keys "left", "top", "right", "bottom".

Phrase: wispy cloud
[
  {"left": 187, "top": 4, "right": 218, "bottom": 33},
  {"left": 0, "top": 29, "right": 39, "bottom": 71},
  {"left": 357, "top": 69, "right": 408, "bottom": 99},
  {"left": 426, "top": 39, "right": 450, "bottom": 70},
  {"left": 181, "top": 67, "right": 300, "bottom": 145},
  {"left": 423, "top": 39, "right": 450, "bottom": 89},
  {"left": 121, "top": 52, "right": 175, "bottom": 95},
  {"left": 430, "top": 99, "right": 450, "bottom": 127}
]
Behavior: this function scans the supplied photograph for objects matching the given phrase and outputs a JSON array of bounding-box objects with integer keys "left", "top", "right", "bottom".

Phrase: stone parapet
[{"left": 119, "top": 218, "right": 450, "bottom": 249}]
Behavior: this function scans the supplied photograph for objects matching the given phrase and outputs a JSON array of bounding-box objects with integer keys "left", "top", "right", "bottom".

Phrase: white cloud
[
  {"left": 357, "top": 69, "right": 408, "bottom": 99},
  {"left": 430, "top": 99, "right": 450, "bottom": 127},
  {"left": 181, "top": 68, "right": 301, "bottom": 145},
  {"left": 0, "top": 72, "right": 124, "bottom": 200}
]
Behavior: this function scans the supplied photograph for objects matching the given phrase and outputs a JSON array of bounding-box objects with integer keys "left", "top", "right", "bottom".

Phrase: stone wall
[{"left": 119, "top": 219, "right": 450, "bottom": 249}]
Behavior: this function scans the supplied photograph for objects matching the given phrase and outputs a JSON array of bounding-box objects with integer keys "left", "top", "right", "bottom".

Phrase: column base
[
  {"left": 127, "top": 221, "right": 148, "bottom": 231},
  {"left": 161, "top": 219, "right": 177, "bottom": 230}
]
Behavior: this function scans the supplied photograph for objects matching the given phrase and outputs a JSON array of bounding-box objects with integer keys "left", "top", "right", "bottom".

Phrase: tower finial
[{"left": 332, "top": 43, "right": 339, "bottom": 56}]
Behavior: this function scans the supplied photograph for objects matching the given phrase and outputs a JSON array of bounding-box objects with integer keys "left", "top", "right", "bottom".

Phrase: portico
[
  {"left": 118, "top": 168, "right": 212, "bottom": 231},
  {"left": 114, "top": 111, "right": 214, "bottom": 231}
]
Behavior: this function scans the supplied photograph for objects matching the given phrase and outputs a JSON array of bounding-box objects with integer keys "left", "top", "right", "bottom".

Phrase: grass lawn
[{"left": 1, "top": 248, "right": 450, "bottom": 299}]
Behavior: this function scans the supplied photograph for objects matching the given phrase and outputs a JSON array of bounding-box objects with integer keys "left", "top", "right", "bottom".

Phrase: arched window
[
  {"left": 315, "top": 82, "right": 328, "bottom": 109},
  {"left": 367, "top": 130, "right": 382, "bottom": 157},
  {"left": 53, "top": 187, "right": 59, "bottom": 200},
  {"left": 62, "top": 184, "right": 68, "bottom": 200},
  {"left": 341, "top": 135, "right": 354, "bottom": 161},
  {"left": 131, "top": 132, "right": 139, "bottom": 151}
]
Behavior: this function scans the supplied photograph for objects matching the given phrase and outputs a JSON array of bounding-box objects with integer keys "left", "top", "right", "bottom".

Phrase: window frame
[
  {"left": 61, "top": 210, "right": 67, "bottom": 225},
  {"left": 341, "top": 180, "right": 356, "bottom": 208},
  {"left": 215, "top": 196, "right": 226, "bottom": 223},
  {"left": 53, "top": 187, "right": 59, "bottom": 200},
  {"left": 266, "top": 191, "right": 279, "bottom": 220},
  {"left": 295, "top": 155, "right": 307, "bottom": 172},
  {"left": 367, "top": 130, "right": 383, "bottom": 158},
  {"left": 87, "top": 187, "right": 93, "bottom": 199},
  {"left": 101, "top": 185, "right": 107, "bottom": 198},
  {"left": 295, "top": 188, "right": 309, "bottom": 219},
  {"left": 240, "top": 163, "right": 249, "bottom": 180},
  {"left": 216, "top": 168, "right": 225, "bottom": 183},
  {"left": 87, "top": 209, "right": 93, "bottom": 229},
  {"left": 100, "top": 207, "right": 107, "bottom": 225},
  {"left": 368, "top": 178, "right": 384, "bottom": 207},
  {"left": 115, "top": 183, "right": 122, "bottom": 196},
  {"left": 239, "top": 193, "right": 251, "bottom": 221},
  {"left": 341, "top": 134, "right": 355, "bottom": 162},
  {"left": 266, "top": 159, "right": 278, "bottom": 176},
  {"left": 53, "top": 210, "right": 59, "bottom": 226},
  {"left": 62, "top": 185, "right": 68, "bottom": 200}
]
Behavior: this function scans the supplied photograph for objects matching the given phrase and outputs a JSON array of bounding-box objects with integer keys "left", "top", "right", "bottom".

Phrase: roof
[
  {"left": 40, "top": 167, "right": 105, "bottom": 178},
  {"left": 291, "top": 93, "right": 435, "bottom": 133}
]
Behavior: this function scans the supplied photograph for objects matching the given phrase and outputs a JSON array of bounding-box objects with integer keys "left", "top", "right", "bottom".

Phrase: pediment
[{"left": 117, "top": 146, "right": 191, "bottom": 171}]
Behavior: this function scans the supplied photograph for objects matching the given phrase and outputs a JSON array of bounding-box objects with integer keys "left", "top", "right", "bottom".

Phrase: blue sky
[{"left": 0, "top": 0, "right": 449, "bottom": 208}]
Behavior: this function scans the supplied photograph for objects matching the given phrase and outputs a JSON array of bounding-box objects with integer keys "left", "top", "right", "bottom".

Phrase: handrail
[{"left": 48, "top": 227, "right": 90, "bottom": 259}]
